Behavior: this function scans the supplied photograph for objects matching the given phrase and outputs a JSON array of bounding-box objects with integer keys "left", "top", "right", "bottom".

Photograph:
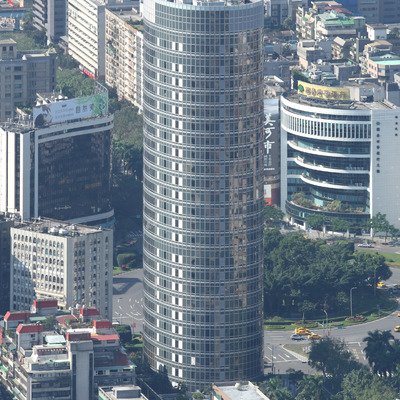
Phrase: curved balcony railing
[
  {"left": 295, "top": 157, "right": 370, "bottom": 175},
  {"left": 300, "top": 173, "right": 368, "bottom": 190},
  {"left": 288, "top": 140, "right": 370, "bottom": 159}
]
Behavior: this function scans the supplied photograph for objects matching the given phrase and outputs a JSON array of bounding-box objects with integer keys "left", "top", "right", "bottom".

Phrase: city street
[
  {"left": 112, "top": 262, "right": 400, "bottom": 374},
  {"left": 112, "top": 268, "right": 144, "bottom": 333}
]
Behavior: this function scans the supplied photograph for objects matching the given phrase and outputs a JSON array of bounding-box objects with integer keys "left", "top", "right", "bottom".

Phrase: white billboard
[{"left": 33, "top": 92, "right": 108, "bottom": 127}]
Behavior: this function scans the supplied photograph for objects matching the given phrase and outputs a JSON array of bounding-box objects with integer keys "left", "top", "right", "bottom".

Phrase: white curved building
[{"left": 281, "top": 90, "right": 400, "bottom": 229}]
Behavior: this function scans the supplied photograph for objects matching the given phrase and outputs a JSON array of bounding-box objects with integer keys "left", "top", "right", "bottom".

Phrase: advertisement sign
[
  {"left": 298, "top": 82, "right": 350, "bottom": 101},
  {"left": 264, "top": 98, "right": 280, "bottom": 175},
  {"left": 33, "top": 92, "right": 108, "bottom": 127}
]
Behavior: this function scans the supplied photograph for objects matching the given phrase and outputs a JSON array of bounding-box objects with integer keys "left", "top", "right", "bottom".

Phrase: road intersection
[{"left": 112, "top": 258, "right": 400, "bottom": 374}]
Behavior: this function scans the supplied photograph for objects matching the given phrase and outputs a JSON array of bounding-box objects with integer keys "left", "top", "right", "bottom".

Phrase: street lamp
[
  {"left": 323, "top": 310, "right": 328, "bottom": 336},
  {"left": 350, "top": 287, "right": 357, "bottom": 318}
]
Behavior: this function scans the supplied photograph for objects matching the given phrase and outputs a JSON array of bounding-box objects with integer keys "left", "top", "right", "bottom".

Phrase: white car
[
  {"left": 358, "top": 243, "right": 372, "bottom": 248},
  {"left": 290, "top": 334, "right": 305, "bottom": 341}
]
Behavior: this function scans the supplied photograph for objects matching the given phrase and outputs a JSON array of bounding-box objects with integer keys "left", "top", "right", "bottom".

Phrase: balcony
[
  {"left": 295, "top": 157, "right": 369, "bottom": 174},
  {"left": 288, "top": 140, "right": 370, "bottom": 158},
  {"left": 300, "top": 173, "right": 368, "bottom": 190}
]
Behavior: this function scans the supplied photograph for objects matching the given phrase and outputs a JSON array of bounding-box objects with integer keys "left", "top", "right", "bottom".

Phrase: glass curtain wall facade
[
  {"left": 142, "top": 0, "right": 265, "bottom": 390},
  {"left": 281, "top": 94, "right": 371, "bottom": 226}
]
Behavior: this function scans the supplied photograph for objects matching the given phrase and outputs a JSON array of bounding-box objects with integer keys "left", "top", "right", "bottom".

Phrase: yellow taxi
[
  {"left": 377, "top": 281, "right": 386, "bottom": 288},
  {"left": 308, "top": 333, "right": 322, "bottom": 340},
  {"left": 394, "top": 326, "right": 400, "bottom": 332},
  {"left": 295, "top": 327, "right": 310, "bottom": 335}
]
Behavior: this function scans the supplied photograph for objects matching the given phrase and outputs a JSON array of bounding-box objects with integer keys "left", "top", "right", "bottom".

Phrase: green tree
[
  {"left": 306, "top": 213, "right": 327, "bottom": 231},
  {"left": 264, "top": 205, "right": 284, "bottom": 229},
  {"left": 113, "top": 105, "right": 143, "bottom": 147},
  {"left": 292, "top": 70, "right": 309, "bottom": 90},
  {"left": 308, "top": 337, "right": 362, "bottom": 390},
  {"left": 326, "top": 200, "right": 344, "bottom": 212},
  {"left": 114, "top": 324, "right": 132, "bottom": 344},
  {"left": 388, "top": 27, "right": 400, "bottom": 39},
  {"left": 291, "top": 192, "right": 315, "bottom": 209},
  {"left": 282, "top": 17, "right": 295, "bottom": 31},
  {"left": 44, "top": 314, "right": 55, "bottom": 329},
  {"left": 259, "top": 377, "right": 293, "bottom": 400},
  {"left": 176, "top": 382, "right": 189, "bottom": 400},
  {"left": 339, "top": 369, "right": 396, "bottom": 400},
  {"left": 299, "top": 300, "right": 315, "bottom": 322},
  {"left": 56, "top": 69, "right": 95, "bottom": 98},
  {"left": 296, "top": 375, "right": 325, "bottom": 400},
  {"left": 367, "top": 212, "right": 394, "bottom": 242},
  {"left": 331, "top": 218, "right": 352, "bottom": 236},
  {"left": 363, "top": 330, "right": 395, "bottom": 376}
]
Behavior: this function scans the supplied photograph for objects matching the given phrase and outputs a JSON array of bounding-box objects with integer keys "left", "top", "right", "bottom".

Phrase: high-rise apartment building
[
  {"left": 33, "top": 0, "right": 67, "bottom": 44},
  {"left": 105, "top": 8, "right": 143, "bottom": 110},
  {"left": 0, "top": 39, "right": 56, "bottom": 122},
  {"left": 0, "top": 88, "right": 114, "bottom": 226},
  {"left": 142, "top": 0, "right": 265, "bottom": 389},
  {"left": 10, "top": 218, "right": 113, "bottom": 320}
]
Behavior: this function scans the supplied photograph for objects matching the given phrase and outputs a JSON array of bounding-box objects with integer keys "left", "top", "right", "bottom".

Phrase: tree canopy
[{"left": 263, "top": 231, "right": 391, "bottom": 316}]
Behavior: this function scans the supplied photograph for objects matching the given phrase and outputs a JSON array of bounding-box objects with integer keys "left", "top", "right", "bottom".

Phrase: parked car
[{"left": 358, "top": 243, "right": 372, "bottom": 248}]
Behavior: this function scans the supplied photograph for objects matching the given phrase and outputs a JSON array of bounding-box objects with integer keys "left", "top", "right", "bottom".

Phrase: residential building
[
  {"left": 0, "top": 305, "right": 135, "bottom": 399},
  {"left": 33, "top": 0, "right": 67, "bottom": 44},
  {"left": 297, "top": 40, "right": 327, "bottom": 69},
  {"left": 315, "top": 12, "right": 365, "bottom": 41},
  {"left": 265, "top": 0, "right": 292, "bottom": 26},
  {"left": 331, "top": 37, "right": 352, "bottom": 59},
  {"left": 366, "top": 53, "right": 400, "bottom": 82},
  {"left": 296, "top": 2, "right": 365, "bottom": 40},
  {"left": 263, "top": 57, "right": 297, "bottom": 81},
  {"left": 10, "top": 218, "right": 113, "bottom": 320},
  {"left": 0, "top": 87, "right": 114, "bottom": 226},
  {"left": 0, "top": 214, "right": 14, "bottom": 315},
  {"left": 366, "top": 23, "right": 387, "bottom": 41},
  {"left": 281, "top": 82, "right": 400, "bottom": 229},
  {"left": 105, "top": 8, "right": 143, "bottom": 110},
  {"left": 142, "top": 0, "right": 264, "bottom": 390},
  {"left": 0, "top": 39, "right": 56, "bottom": 122},
  {"left": 67, "top": 0, "right": 107, "bottom": 79}
]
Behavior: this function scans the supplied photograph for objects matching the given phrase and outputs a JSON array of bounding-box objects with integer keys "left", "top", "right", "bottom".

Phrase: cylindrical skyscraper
[{"left": 142, "top": 0, "right": 264, "bottom": 389}]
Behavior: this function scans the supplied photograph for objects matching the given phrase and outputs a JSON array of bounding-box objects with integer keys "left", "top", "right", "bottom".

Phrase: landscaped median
[{"left": 264, "top": 293, "right": 397, "bottom": 331}]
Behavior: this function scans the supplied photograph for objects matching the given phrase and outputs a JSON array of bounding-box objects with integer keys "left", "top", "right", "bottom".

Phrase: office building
[
  {"left": 0, "top": 305, "right": 135, "bottom": 399},
  {"left": 33, "top": 0, "right": 67, "bottom": 44},
  {"left": 281, "top": 81, "right": 400, "bottom": 229},
  {"left": 0, "top": 39, "right": 56, "bottom": 122},
  {"left": 10, "top": 218, "right": 113, "bottom": 320},
  {"left": 142, "top": 0, "right": 265, "bottom": 390},
  {"left": 0, "top": 87, "right": 114, "bottom": 226},
  {"left": 105, "top": 8, "right": 143, "bottom": 110}
]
